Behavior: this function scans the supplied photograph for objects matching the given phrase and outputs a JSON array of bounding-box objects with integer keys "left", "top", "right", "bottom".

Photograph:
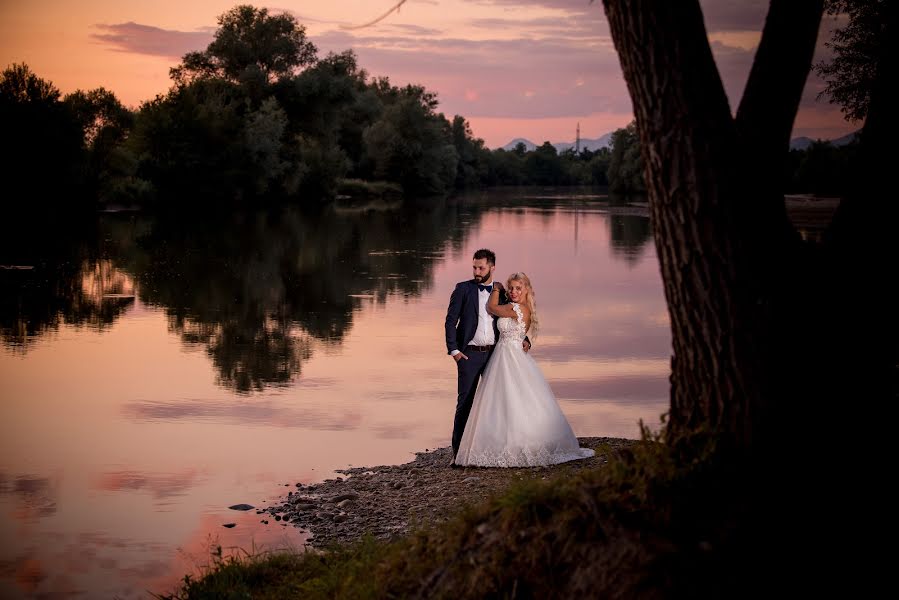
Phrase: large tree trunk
[
  {"left": 601, "top": 0, "right": 829, "bottom": 454},
  {"left": 601, "top": 0, "right": 897, "bottom": 590}
]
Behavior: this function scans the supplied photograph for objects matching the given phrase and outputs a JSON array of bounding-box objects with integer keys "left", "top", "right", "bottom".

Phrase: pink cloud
[{"left": 91, "top": 22, "right": 213, "bottom": 59}]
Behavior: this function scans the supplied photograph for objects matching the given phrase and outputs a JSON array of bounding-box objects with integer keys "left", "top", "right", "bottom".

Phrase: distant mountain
[
  {"left": 555, "top": 132, "right": 615, "bottom": 153},
  {"left": 789, "top": 130, "right": 860, "bottom": 150},
  {"left": 501, "top": 138, "right": 538, "bottom": 152},
  {"left": 500, "top": 131, "right": 614, "bottom": 153}
]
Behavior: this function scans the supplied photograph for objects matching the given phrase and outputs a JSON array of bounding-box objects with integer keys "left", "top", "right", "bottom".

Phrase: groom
[{"left": 445, "top": 248, "right": 530, "bottom": 465}]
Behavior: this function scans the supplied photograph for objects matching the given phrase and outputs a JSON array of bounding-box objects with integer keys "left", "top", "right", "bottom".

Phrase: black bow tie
[{"left": 478, "top": 284, "right": 493, "bottom": 292}]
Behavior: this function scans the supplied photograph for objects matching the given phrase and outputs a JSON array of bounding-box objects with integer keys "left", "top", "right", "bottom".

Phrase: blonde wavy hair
[{"left": 506, "top": 272, "right": 538, "bottom": 337}]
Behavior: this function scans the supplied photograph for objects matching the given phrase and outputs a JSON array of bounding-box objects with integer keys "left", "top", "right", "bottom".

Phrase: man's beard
[{"left": 475, "top": 273, "right": 491, "bottom": 283}]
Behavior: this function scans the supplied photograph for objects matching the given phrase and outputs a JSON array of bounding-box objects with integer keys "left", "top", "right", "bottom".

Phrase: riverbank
[
  {"left": 255, "top": 437, "right": 636, "bottom": 548},
  {"left": 163, "top": 430, "right": 789, "bottom": 599}
]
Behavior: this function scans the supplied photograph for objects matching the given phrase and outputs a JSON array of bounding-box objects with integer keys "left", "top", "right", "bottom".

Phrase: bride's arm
[{"left": 486, "top": 285, "right": 518, "bottom": 318}]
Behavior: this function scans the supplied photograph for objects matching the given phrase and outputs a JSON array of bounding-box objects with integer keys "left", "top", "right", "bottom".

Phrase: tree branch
[
  {"left": 735, "top": 0, "right": 824, "bottom": 160},
  {"left": 601, "top": 0, "right": 736, "bottom": 197},
  {"left": 342, "top": 1, "right": 409, "bottom": 30}
]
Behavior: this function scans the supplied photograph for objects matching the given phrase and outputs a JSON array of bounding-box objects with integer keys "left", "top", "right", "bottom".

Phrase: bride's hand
[{"left": 492, "top": 281, "right": 504, "bottom": 292}]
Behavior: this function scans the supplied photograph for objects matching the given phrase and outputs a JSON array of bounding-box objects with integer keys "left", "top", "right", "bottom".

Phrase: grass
[
  {"left": 336, "top": 179, "right": 403, "bottom": 199},
  {"left": 157, "top": 427, "right": 833, "bottom": 599}
]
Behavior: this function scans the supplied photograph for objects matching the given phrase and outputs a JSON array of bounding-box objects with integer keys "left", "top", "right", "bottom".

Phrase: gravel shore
[{"left": 257, "top": 437, "right": 637, "bottom": 548}]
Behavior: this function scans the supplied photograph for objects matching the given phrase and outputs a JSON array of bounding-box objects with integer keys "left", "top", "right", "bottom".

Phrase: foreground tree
[
  {"left": 602, "top": 0, "right": 895, "bottom": 452},
  {"left": 602, "top": 0, "right": 895, "bottom": 589}
]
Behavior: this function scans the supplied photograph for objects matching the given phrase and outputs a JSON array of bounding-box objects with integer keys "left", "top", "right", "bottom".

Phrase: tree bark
[
  {"left": 600, "top": 0, "right": 896, "bottom": 591},
  {"left": 601, "top": 0, "right": 829, "bottom": 453}
]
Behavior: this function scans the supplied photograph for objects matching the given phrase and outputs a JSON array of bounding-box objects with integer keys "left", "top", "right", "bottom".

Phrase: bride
[{"left": 454, "top": 272, "right": 595, "bottom": 467}]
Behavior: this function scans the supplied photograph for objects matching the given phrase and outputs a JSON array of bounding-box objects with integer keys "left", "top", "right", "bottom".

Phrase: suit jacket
[{"left": 445, "top": 280, "right": 526, "bottom": 354}]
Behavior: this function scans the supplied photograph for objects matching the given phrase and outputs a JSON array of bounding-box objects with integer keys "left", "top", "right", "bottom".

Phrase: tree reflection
[
  {"left": 122, "top": 202, "right": 476, "bottom": 393},
  {"left": 0, "top": 195, "right": 654, "bottom": 394},
  {"left": 0, "top": 223, "right": 133, "bottom": 350},
  {"left": 607, "top": 213, "right": 653, "bottom": 266}
]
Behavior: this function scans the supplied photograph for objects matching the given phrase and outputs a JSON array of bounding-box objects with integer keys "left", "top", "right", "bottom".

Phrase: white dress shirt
[{"left": 468, "top": 283, "right": 497, "bottom": 347}]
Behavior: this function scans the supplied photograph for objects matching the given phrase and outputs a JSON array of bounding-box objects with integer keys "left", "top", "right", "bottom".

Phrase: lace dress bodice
[{"left": 497, "top": 303, "right": 527, "bottom": 345}]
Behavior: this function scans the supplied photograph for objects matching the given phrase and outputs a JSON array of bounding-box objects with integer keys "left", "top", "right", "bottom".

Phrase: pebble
[{"left": 265, "top": 438, "right": 633, "bottom": 549}]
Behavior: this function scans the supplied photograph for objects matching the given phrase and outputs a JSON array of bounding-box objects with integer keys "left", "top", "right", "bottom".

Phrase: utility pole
[{"left": 575, "top": 122, "right": 580, "bottom": 154}]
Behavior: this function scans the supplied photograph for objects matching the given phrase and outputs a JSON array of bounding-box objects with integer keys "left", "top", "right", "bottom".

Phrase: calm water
[{"left": 0, "top": 190, "right": 670, "bottom": 598}]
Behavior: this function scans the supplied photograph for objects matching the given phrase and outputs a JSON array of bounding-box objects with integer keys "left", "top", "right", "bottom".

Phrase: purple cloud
[
  {"left": 316, "top": 31, "right": 630, "bottom": 119},
  {"left": 91, "top": 22, "right": 213, "bottom": 59},
  {"left": 474, "top": 0, "right": 767, "bottom": 33},
  {"left": 123, "top": 398, "right": 362, "bottom": 430},
  {"left": 551, "top": 374, "right": 670, "bottom": 403},
  {"left": 94, "top": 469, "right": 202, "bottom": 500},
  {"left": 699, "top": 0, "right": 768, "bottom": 32}
]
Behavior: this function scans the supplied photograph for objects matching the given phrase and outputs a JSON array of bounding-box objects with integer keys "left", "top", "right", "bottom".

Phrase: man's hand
[
  {"left": 522, "top": 339, "right": 531, "bottom": 353},
  {"left": 453, "top": 352, "right": 469, "bottom": 362}
]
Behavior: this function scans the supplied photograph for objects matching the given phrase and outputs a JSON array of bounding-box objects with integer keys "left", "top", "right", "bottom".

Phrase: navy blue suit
[{"left": 445, "top": 280, "right": 527, "bottom": 457}]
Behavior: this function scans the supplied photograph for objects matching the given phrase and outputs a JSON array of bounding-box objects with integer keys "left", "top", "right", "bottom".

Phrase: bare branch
[{"left": 341, "top": 0, "right": 409, "bottom": 30}]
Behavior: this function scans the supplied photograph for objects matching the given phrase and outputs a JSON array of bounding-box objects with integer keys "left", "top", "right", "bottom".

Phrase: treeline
[
  {"left": 784, "top": 139, "right": 859, "bottom": 197},
  {"left": 0, "top": 4, "right": 647, "bottom": 212},
  {"left": 0, "top": 4, "right": 857, "bottom": 213}
]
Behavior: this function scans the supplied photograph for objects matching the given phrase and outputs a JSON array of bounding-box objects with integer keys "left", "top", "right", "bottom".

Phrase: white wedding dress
[{"left": 455, "top": 303, "right": 595, "bottom": 467}]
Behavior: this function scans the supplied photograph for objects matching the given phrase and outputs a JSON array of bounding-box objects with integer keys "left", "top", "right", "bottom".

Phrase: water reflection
[
  {"left": 3, "top": 194, "right": 654, "bottom": 394},
  {"left": 0, "top": 194, "right": 656, "bottom": 395},
  {"left": 120, "top": 203, "right": 484, "bottom": 392},
  {"left": 0, "top": 191, "right": 664, "bottom": 599},
  {"left": 0, "top": 473, "right": 59, "bottom": 521},
  {"left": 0, "top": 224, "right": 131, "bottom": 351},
  {"left": 93, "top": 469, "right": 203, "bottom": 502}
]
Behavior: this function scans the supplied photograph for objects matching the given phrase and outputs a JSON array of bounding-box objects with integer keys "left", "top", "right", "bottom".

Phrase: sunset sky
[{"left": 0, "top": 0, "right": 857, "bottom": 148}]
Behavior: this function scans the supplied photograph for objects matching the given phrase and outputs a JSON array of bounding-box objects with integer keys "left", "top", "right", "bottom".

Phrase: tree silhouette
[{"left": 170, "top": 5, "right": 317, "bottom": 86}]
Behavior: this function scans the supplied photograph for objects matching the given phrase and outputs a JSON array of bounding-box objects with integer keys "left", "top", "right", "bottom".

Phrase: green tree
[
  {"left": 244, "top": 96, "right": 289, "bottom": 193},
  {"left": 588, "top": 147, "right": 611, "bottom": 185},
  {"left": 815, "top": 0, "right": 887, "bottom": 121},
  {"left": 363, "top": 85, "right": 458, "bottom": 196},
  {"left": 64, "top": 87, "right": 131, "bottom": 146},
  {"left": 129, "top": 78, "right": 249, "bottom": 202},
  {"left": 524, "top": 142, "right": 564, "bottom": 185},
  {"left": 170, "top": 5, "right": 317, "bottom": 86},
  {"left": 63, "top": 87, "right": 135, "bottom": 198},
  {"left": 0, "top": 63, "right": 84, "bottom": 208},
  {"left": 451, "top": 115, "right": 488, "bottom": 189},
  {"left": 485, "top": 149, "right": 526, "bottom": 185},
  {"left": 607, "top": 122, "right": 644, "bottom": 193}
]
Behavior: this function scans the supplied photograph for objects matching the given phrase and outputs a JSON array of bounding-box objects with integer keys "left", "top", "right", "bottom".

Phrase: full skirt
[{"left": 455, "top": 342, "right": 594, "bottom": 467}]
